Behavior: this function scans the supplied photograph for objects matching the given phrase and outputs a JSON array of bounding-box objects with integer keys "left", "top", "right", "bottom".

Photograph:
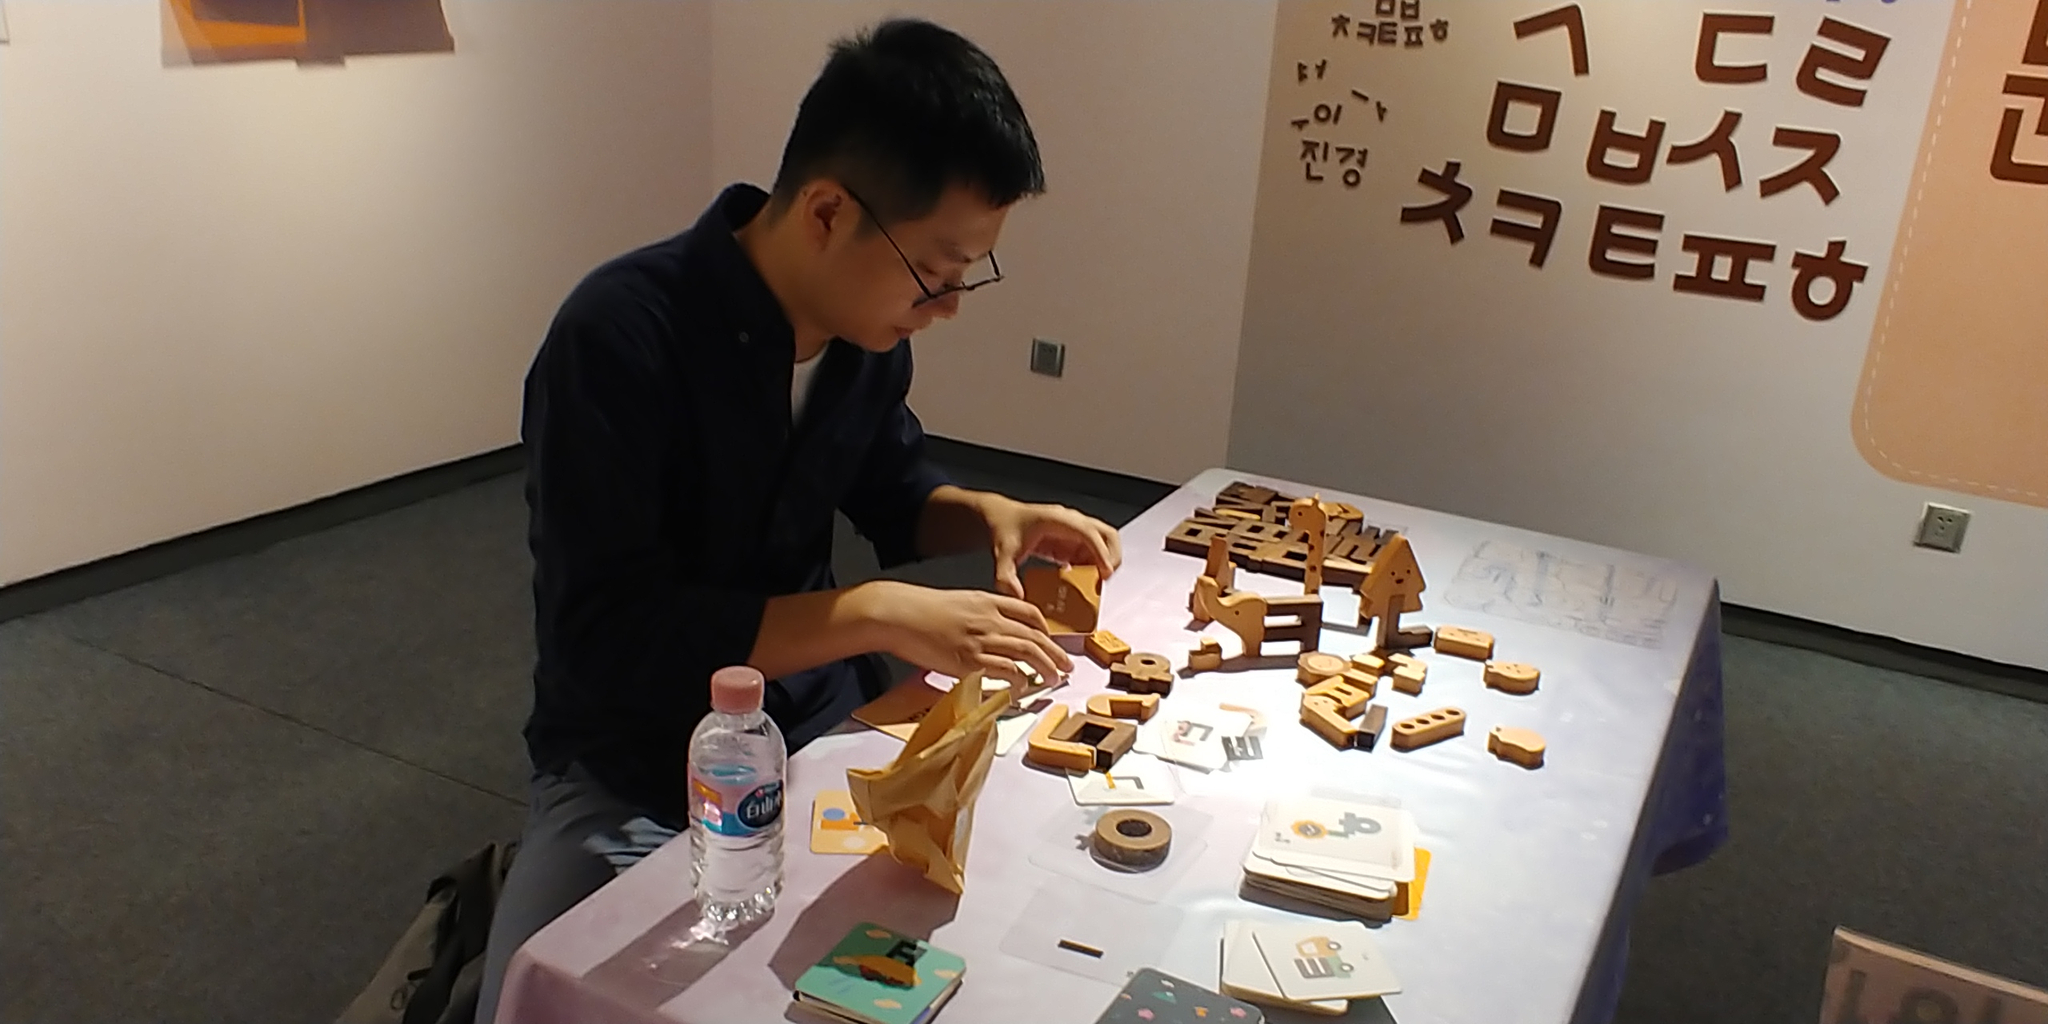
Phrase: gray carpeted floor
[{"left": 3, "top": 463, "right": 2043, "bottom": 1023}]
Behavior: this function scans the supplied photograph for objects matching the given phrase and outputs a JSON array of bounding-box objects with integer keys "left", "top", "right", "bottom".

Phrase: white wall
[
  {"left": 0, "top": 0, "right": 715, "bottom": 585},
  {"left": 711, "top": 0, "right": 1276, "bottom": 485},
  {"left": 1227, "top": 0, "right": 2048, "bottom": 669}
]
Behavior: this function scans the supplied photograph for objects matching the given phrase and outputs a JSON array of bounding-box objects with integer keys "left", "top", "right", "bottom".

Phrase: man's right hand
[{"left": 852, "top": 579, "right": 1073, "bottom": 686}]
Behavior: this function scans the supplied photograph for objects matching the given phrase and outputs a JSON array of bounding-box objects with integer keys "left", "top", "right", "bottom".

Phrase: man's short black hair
[{"left": 771, "top": 18, "right": 1045, "bottom": 228}]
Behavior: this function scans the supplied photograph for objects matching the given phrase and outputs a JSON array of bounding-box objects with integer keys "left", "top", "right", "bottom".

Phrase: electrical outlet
[
  {"left": 1029, "top": 337, "right": 1065, "bottom": 378},
  {"left": 1914, "top": 502, "right": 1971, "bottom": 553}
]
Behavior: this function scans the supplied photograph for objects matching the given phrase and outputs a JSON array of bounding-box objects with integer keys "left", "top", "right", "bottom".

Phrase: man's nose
[{"left": 926, "top": 291, "right": 963, "bottom": 319}]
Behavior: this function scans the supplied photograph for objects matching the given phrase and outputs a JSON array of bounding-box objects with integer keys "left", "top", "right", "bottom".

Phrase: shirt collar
[{"left": 693, "top": 183, "right": 797, "bottom": 359}]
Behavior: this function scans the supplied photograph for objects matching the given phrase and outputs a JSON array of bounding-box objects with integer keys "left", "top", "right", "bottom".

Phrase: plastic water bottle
[{"left": 687, "top": 666, "right": 786, "bottom": 933}]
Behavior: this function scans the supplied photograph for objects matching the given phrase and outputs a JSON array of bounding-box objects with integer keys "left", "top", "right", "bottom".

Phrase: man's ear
[{"left": 797, "top": 182, "right": 854, "bottom": 253}]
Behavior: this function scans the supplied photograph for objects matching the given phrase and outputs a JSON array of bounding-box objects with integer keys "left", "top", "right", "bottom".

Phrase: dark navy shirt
[{"left": 520, "top": 184, "right": 949, "bottom": 824}]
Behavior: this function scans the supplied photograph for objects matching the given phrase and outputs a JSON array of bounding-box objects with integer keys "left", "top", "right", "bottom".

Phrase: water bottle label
[{"left": 691, "top": 767, "right": 783, "bottom": 837}]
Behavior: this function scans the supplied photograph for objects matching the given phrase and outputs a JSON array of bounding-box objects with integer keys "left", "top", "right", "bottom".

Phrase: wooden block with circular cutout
[
  {"left": 1186, "top": 637, "right": 1224, "bottom": 672},
  {"left": 1301, "top": 695, "right": 1360, "bottom": 750},
  {"left": 1433, "top": 626, "right": 1495, "bottom": 660},
  {"left": 1483, "top": 661, "right": 1541, "bottom": 695},
  {"left": 1488, "top": 726, "right": 1546, "bottom": 769},
  {"left": 1390, "top": 707, "right": 1466, "bottom": 751},
  {"left": 1296, "top": 651, "right": 1347, "bottom": 685},
  {"left": 1084, "top": 630, "right": 1131, "bottom": 669},
  {"left": 1086, "top": 692, "right": 1160, "bottom": 722},
  {"left": 1109, "top": 652, "right": 1175, "bottom": 695}
]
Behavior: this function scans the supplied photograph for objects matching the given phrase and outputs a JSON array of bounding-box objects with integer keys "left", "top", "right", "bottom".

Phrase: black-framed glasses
[{"left": 845, "top": 188, "right": 1004, "bottom": 307}]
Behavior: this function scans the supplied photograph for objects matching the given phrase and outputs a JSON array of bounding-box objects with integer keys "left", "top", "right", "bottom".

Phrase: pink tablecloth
[{"left": 496, "top": 467, "right": 1726, "bottom": 1024}]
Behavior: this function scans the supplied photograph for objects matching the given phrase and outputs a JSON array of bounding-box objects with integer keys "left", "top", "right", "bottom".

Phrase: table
[{"left": 496, "top": 468, "right": 1728, "bottom": 1024}]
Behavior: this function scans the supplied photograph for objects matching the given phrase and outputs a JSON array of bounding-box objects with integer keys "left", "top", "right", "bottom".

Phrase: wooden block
[
  {"left": 1214, "top": 508, "right": 1261, "bottom": 521},
  {"left": 1488, "top": 726, "right": 1546, "bottom": 769},
  {"left": 1483, "top": 661, "right": 1541, "bottom": 695},
  {"left": 1050, "top": 712, "right": 1139, "bottom": 772},
  {"left": 1109, "top": 652, "right": 1175, "bottom": 695},
  {"left": 1300, "top": 695, "right": 1360, "bottom": 750},
  {"left": 1356, "top": 704, "right": 1390, "bottom": 751},
  {"left": 1391, "top": 662, "right": 1427, "bottom": 695},
  {"left": 1203, "top": 534, "right": 1237, "bottom": 590},
  {"left": 1350, "top": 652, "right": 1388, "bottom": 677},
  {"left": 1296, "top": 651, "right": 1347, "bottom": 685},
  {"left": 1305, "top": 676, "right": 1375, "bottom": 718},
  {"left": 1390, "top": 707, "right": 1466, "bottom": 751},
  {"left": 1025, "top": 705, "right": 1097, "bottom": 772},
  {"left": 1289, "top": 496, "right": 1329, "bottom": 595},
  {"left": 1022, "top": 563, "right": 1102, "bottom": 635},
  {"left": 1433, "top": 626, "right": 1496, "bottom": 661},
  {"left": 1216, "top": 481, "right": 1282, "bottom": 508},
  {"left": 1084, "top": 630, "right": 1131, "bottom": 669},
  {"left": 1338, "top": 667, "right": 1380, "bottom": 701},
  {"left": 1225, "top": 520, "right": 1294, "bottom": 566},
  {"left": 1195, "top": 576, "right": 1266, "bottom": 652},
  {"left": 1086, "top": 692, "right": 1160, "bottom": 722},
  {"left": 1163, "top": 519, "right": 1228, "bottom": 558},
  {"left": 1186, "top": 637, "right": 1224, "bottom": 672},
  {"left": 1262, "top": 594, "right": 1324, "bottom": 654}
]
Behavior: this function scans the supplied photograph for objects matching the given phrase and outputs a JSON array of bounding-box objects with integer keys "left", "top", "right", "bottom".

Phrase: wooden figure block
[
  {"left": 1049, "top": 712, "right": 1139, "bottom": 772},
  {"left": 1355, "top": 533, "right": 1433, "bottom": 651},
  {"left": 1390, "top": 707, "right": 1467, "bottom": 751},
  {"left": 1109, "top": 652, "right": 1175, "bottom": 695},
  {"left": 1086, "top": 692, "right": 1160, "bottom": 722},
  {"left": 1483, "top": 661, "right": 1542, "bottom": 695},
  {"left": 1300, "top": 695, "right": 1360, "bottom": 750},
  {"left": 1433, "top": 626, "right": 1495, "bottom": 661},
  {"left": 1305, "top": 676, "right": 1374, "bottom": 718},
  {"left": 1338, "top": 667, "right": 1380, "bottom": 701},
  {"left": 1296, "top": 651, "right": 1347, "bottom": 685},
  {"left": 1186, "top": 637, "right": 1224, "bottom": 672},
  {"left": 1289, "top": 495, "right": 1329, "bottom": 595},
  {"left": 1195, "top": 574, "right": 1264, "bottom": 648},
  {"left": 1022, "top": 563, "right": 1102, "bottom": 636},
  {"left": 1350, "top": 652, "right": 1389, "bottom": 677},
  {"left": 1024, "top": 704, "right": 1097, "bottom": 773},
  {"left": 1356, "top": 704, "right": 1390, "bottom": 751},
  {"left": 1084, "top": 630, "right": 1131, "bottom": 669},
  {"left": 1488, "top": 726, "right": 1546, "bottom": 768}
]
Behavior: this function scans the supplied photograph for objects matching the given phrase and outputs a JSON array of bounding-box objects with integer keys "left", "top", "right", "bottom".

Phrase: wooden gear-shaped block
[
  {"left": 1109, "top": 652, "right": 1175, "bottom": 695},
  {"left": 1296, "top": 651, "right": 1347, "bottom": 685}
]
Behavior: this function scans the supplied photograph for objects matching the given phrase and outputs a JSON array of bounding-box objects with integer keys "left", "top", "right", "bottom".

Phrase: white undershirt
[{"left": 790, "top": 351, "right": 824, "bottom": 424}]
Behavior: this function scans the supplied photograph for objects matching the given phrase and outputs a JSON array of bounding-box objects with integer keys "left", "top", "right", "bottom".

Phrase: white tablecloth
[{"left": 496, "top": 467, "right": 1727, "bottom": 1024}]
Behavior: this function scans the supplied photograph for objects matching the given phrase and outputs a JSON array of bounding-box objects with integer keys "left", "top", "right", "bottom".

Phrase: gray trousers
[{"left": 474, "top": 764, "right": 676, "bottom": 1024}]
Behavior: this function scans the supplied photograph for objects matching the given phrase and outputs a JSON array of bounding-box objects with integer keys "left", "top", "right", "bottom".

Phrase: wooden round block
[
  {"left": 1488, "top": 726, "right": 1547, "bottom": 768},
  {"left": 1483, "top": 661, "right": 1541, "bottom": 695},
  {"left": 1092, "top": 809, "right": 1172, "bottom": 870},
  {"left": 1296, "top": 651, "right": 1347, "bottom": 685}
]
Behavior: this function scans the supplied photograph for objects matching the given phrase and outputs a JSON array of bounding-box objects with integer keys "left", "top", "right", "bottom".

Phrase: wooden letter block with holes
[
  {"left": 1296, "top": 651, "right": 1347, "bottom": 685},
  {"left": 1357, "top": 704, "right": 1390, "bottom": 751},
  {"left": 1186, "top": 637, "right": 1223, "bottom": 672},
  {"left": 1087, "top": 692, "right": 1160, "bottom": 722},
  {"left": 1109, "top": 653, "right": 1175, "bottom": 695},
  {"left": 1306, "top": 677, "right": 1375, "bottom": 718},
  {"left": 1025, "top": 705, "right": 1097, "bottom": 772},
  {"left": 1084, "top": 630, "right": 1130, "bottom": 669},
  {"left": 1022, "top": 563, "right": 1102, "bottom": 635},
  {"left": 1488, "top": 726, "right": 1546, "bottom": 768},
  {"left": 1434, "top": 626, "right": 1495, "bottom": 661},
  {"left": 1049, "top": 713, "right": 1138, "bottom": 772},
  {"left": 1390, "top": 707, "right": 1467, "bottom": 751},
  {"left": 1301, "top": 695, "right": 1360, "bottom": 750},
  {"left": 1483, "top": 661, "right": 1541, "bottom": 695},
  {"left": 1261, "top": 594, "right": 1324, "bottom": 654}
]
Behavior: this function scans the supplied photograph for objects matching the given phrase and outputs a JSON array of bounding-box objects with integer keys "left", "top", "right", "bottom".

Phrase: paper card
[
  {"left": 810, "top": 790, "right": 888, "bottom": 856},
  {"left": 1220, "top": 920, "right": 1348, "bottom": 1016},
  {"left": 1093, "top": 967, "right": 1266, "bottom": 1024},
  {"left": 1250, "top": 920, "right": 1401, "bottom": 1002},
  {"left": 1146, "top": 706, "right": 1252, "bottom": 773},
  {"left": 1254, "top": 799, "right": 1415, "bottom": 883},
  {"left": 850, "top": 680, "right": 944, "bottom": 742},
  {"left": 995, "top": 701, "right": 1050, "bottom": 757},
  {"left": 1068, "top": 753, "right": 1178, "bottom": 806},
  {"left": 1243, "top": 853, "right": 1397, "bottom": 900},
  {"left": 999, "top": 884, "right": 1184, "bottom": 987}
]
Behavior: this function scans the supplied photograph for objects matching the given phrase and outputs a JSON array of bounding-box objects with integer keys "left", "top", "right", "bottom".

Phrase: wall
[
  {"left": 710, "top": 0, "right": 1277, "bottom": 485},
  {"left": 1228, "top": 0, "right": 2048, "bottom": 668},
  {"left": 0, "top": 0, "right": 715, "bottom": 585}
]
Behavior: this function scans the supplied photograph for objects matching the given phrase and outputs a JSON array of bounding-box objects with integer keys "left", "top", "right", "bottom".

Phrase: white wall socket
[{"left": 1914, "top": 503, "right": 1971, "bottom": 553}]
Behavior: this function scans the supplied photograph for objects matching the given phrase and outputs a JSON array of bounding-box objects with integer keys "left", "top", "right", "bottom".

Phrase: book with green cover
[{"left": 792, "top": 922, "right": 966, "bottom": 1024}]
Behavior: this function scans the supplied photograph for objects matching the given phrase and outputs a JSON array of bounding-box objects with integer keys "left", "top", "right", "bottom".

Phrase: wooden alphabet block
[
  {"left": 1289, "top": 496, "right": 1329, "bottom": 594},
  {"left": 1025, "top": 705, "right": 1097, "bottom": 772},
  {"left": 1109, "top": 652, "right": 1175, "bottom": 695},
  {"left": 1261, "top": 594, "right": 1324, "bottom": 654},
  {"left": 1350, "top": 652, "right": 1388, "bottom": 677},
  {"left": 1204, "top": 534, "right": 1237, "bottom": 591},
  {"left": 1390, "top": 707, "right": 1467, "bottom": 751},
  {"left": 1049, "top": 712, "right": 1138, "bottom": 772},
  {"left": 1022, "top": 563, "right": 1102, "bottom": 636},
  {"left": 1296, "top": 651, "right": 1347, "bottom": 685},
  {"left": 1305, "top": 676, "right": 1375, "bottom": 718},
  {"left": 1084, "top": 630, "right": 1131, "bottom": 669},
  {"left": 1338, "top": 667, "right": 1380, "bottom": 701},
  {"left": 1186, "top": 637, "right": 1224, "bottom": 672},
  {"left": 1225, "top": 520, "right": 1294, "bottom": 567},
  {"left": 1483, "top": 661, "right": 1541, "bottom": 695},
  {"left": 1356, "top": 704, "right": 1390, "bottom": 751},
  {"left": 1433, "top": 626, "right": 1495, "bottom": 660},
  {"left": 1387, "top": 653, "right": 1427, "bottom": 695},
  {"left": 1488, "top": 726, "right": 1546, "bottom": 768},
  {"left": 1300, "top": 695, "right": 1360, "bottom": 750},
  {"left": 1086, "top": 692, "right": 1160, "bottom": 722}
]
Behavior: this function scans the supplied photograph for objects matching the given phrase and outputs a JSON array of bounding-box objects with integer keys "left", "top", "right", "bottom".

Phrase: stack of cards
[
  {"left": 1219, "top": 919, "right": 1401, "bottom": 1014},
  {"left": 1241, "top": 797, "right": 1417, "bottom": 919},
  {"left": 1135, "top": 703, "right": 1253, "bottom": 773},
  {"left": 792, "top": 923, "right": 966, "bottom": 1024},
  {"left": 1092, "top": 967, "right": 1265, "bottom": 1023}
]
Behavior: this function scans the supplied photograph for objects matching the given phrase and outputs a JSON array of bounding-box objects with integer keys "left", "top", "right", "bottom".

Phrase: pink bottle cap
[{"left": 709, "top": 666, "right": 765, "bottom": 714}]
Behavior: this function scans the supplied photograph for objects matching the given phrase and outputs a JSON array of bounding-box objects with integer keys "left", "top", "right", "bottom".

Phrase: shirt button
[{"left": 738, "top": 331, "right": 750, "bottom": 344}]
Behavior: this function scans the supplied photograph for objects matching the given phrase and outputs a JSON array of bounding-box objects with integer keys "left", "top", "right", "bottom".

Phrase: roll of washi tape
[{"left": 1091, "top": 809, "right": 1172, "bottom": 870}]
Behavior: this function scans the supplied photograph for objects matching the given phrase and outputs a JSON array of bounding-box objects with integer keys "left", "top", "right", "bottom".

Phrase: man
[{"left": 475, "top": 18, "right": 1121, "bottom": 1023}]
